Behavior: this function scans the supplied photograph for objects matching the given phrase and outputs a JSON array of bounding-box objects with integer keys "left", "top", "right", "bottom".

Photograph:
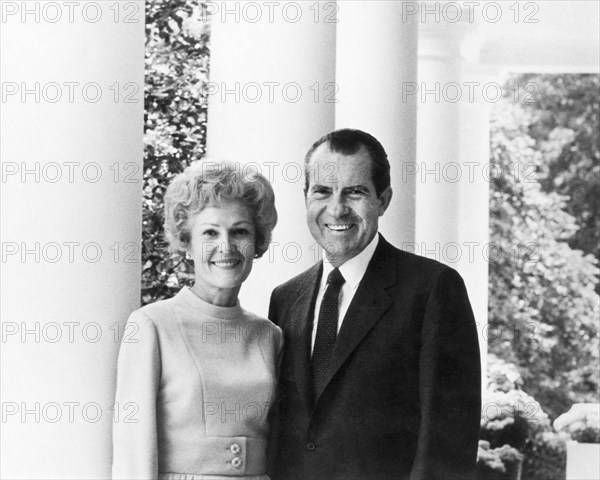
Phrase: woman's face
[{"left": 188, "top": 200, "right": 256, "bottom": 303}]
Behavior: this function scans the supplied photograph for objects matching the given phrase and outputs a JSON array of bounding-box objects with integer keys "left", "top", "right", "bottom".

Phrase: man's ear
[{"left": 378, "top": 187, "right": 393, "bottom": 216}]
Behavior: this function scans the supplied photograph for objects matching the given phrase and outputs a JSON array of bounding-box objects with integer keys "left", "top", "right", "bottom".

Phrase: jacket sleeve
[
  {"left": 268, "top": 286, "right": 281, "bottom": 327},
  {"left": 274, "top": 324, "right": 285, "bottom": 377},
  {"left": 410, "top": 267, "right": 482, "bottom": 480},
  {"left": 112, "top": 311, "right": 161, "bottom": 480}
]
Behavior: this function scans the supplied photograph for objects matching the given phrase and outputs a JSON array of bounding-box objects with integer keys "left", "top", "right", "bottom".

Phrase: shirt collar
[{"left": 321, "top": 234, "right": 379, "bottom": 291}]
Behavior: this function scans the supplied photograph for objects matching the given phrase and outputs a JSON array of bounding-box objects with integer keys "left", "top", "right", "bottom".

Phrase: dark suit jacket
[{"left": 267, "top": 235, "right": 481, "bottom": 480}]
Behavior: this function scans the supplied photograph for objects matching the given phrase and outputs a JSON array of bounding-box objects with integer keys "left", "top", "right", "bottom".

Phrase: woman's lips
[{"left": 212, "top": 259, "right": 242, "bottom": 269}]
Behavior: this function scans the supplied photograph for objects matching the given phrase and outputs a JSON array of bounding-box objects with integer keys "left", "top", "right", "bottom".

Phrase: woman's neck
[{"left": 190, "top": 283, "right": 240, "bottom": 307}]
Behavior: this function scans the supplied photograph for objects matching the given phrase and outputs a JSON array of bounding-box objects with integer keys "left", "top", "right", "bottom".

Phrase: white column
[
  {"left": 0, "top": 2, "right": 145, "bottom": 478},
  {"left": 206, "top": 2, "right": 336, "bottom": 315},
  {"left": 335, "top": 1, "right": 419, "bottom": 246},
  {"left": 415, "top": 14, "right": 491, "bottom": 377}
]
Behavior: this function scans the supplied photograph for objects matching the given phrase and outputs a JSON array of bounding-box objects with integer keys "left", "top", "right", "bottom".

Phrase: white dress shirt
[{"left": 311, "top": 234, "right": 379, "bottom": 352}]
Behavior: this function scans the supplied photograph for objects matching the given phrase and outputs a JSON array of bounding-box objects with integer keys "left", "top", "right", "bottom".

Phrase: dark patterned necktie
[{"left": 312, "top": 268, "right": 345, "bottom": 400}]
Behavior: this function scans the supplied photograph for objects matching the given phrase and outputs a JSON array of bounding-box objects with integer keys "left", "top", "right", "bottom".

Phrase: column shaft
[
  {"left": 0, "top": 2, "right": 145, "bottom": 477},
  {"left": 416, "top": 19, "right": 491, "bottom": 379},
  {"left": 335, "top": 1, "right": 419, "bottom": 246},
  {"left": 206, "top": 2, "right": 336, "bottom": 315}
]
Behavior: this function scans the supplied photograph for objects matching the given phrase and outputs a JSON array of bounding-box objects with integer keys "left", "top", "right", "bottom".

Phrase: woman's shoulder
[
  {"left": 240, "top": 309, "right": 283, "bottom": 345},
  {"left": 241, "top": 308, "right": 281, "bottom": 329},
  {"left": 126, "top": 294, "right": 183, "bottom": 327}
]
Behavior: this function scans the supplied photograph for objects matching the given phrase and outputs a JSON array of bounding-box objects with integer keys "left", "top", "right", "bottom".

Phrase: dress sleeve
[
  {"left": 267, "top": 287, "right": 285, "bottom": 376},
  {"left": 112, "top": 311, "right": 161, "bottom": 480}
]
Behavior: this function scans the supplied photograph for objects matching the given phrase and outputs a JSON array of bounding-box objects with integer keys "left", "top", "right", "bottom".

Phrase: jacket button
[
  {"left": 305, "top": 442, "right": 316, "bottom": 451},
  {"left": 232, "top": 457, "right": 242, "bottom": 468},
  {"left": 230, "top": 443, "right": 241, "bottom": 455}
]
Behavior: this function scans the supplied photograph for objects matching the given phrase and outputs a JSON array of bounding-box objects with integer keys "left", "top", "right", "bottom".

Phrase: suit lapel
[
  {"left": 317, "top": 236, "right": 397, "bottom": 402},
  {"left": 288, "top": 262, "right": 322, "bottom": 411}
]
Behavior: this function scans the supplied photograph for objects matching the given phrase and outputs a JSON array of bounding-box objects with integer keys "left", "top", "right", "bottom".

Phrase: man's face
[{"left": 305, "top": 143, "right": 392, "bottom": 267}]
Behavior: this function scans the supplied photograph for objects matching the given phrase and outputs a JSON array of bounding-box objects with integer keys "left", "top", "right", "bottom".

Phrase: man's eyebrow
[{"left": 343, "top": 185, "right": 370, "bottom": 192}]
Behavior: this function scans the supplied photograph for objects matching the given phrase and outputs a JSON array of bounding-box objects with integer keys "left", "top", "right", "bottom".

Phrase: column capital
[{"left": 418, "top": 2, "right": 485, "bottom": 63}]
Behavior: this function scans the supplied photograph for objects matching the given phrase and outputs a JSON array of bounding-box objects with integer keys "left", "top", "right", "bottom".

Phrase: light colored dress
[{"left": 112, "top": 287, "right": 283, "bottom": 480}]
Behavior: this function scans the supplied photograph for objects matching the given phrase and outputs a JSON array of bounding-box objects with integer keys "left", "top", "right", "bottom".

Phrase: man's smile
[{"left": 325, "top": 223, "right": 355, "bottom": 232}]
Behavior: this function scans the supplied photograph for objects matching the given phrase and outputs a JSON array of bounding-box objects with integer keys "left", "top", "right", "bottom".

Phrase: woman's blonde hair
[{"left": 164, "top": 161, "right": 277, "bottom": 258}]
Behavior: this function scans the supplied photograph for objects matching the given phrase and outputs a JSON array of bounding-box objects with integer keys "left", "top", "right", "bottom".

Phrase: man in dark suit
[{"left": 268, "top": 129, "right": 481, "bottom": 480}]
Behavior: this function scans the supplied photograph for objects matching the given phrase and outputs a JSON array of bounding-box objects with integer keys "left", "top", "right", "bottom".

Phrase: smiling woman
[
  {"left": 164, "top": 162, "right": 277, "bottom": 307},
  {"left": 112, "top": 161, "right": 282, "bottom": 480}
]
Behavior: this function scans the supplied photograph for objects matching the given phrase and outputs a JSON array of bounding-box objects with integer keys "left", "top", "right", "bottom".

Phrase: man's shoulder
[
  {"left": 272, "top": 262, "right": 321, "bottom": 296},
  {"left": 377, "top": 236, "right": 454, "bottom": 277}
]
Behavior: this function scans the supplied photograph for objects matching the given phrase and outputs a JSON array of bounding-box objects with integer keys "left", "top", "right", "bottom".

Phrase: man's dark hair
[{"left": 303, "top": 128, "right": 391, "bottom": 197}]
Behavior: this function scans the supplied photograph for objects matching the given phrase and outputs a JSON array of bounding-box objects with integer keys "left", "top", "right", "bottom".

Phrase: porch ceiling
[{"left": 479, "top": 0, "right": 599, "bottom": 73}]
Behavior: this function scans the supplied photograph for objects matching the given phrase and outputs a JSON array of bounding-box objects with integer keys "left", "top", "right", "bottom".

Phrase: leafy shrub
[
  {"left": 554, "top": 403, "right": 600, "bottom": 443},
  {"left": 477, "top": 440, "right": 524, "bottom": 480},
  {"left": 481, "top": 355, "right": 550, "bottom": 451},
  {"left": 521, "top": 431, "right": 567, "bottom": 480},
  {"left": 479, "top": 355, "right": 562, "bottom": 480}
]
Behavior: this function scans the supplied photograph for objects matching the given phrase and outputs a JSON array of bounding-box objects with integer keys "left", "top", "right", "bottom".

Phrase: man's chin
[
  {"left": 321, "top": 228, "right": 355, "bottom": 240},
  {"left": 322, "top": 240, "right": 352, "bottom": 260}
]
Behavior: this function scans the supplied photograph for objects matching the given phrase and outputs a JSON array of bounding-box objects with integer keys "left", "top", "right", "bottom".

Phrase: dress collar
[{"left": 177, "top": 287, "right": 243, "bottom": 320}]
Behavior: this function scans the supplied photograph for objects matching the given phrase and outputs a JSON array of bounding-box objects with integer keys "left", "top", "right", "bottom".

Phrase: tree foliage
[
  {"left": 143, "top": 0, "right": 210, "bottom": 304},
  {"left": 519, "top": 74, "right": 599, "bottom": 263},
  {"left": 488, "top": 74, "right": 599, "bottom": 419}
]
